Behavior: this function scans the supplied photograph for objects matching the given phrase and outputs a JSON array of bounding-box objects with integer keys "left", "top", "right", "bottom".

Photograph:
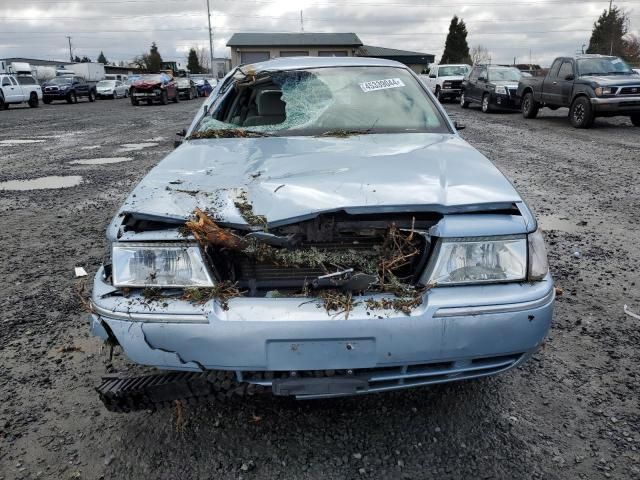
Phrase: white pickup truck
[
  {"left": 0, "top": 74, "right": 43, "bottom": 109},
  {"left": 421, "top": 64, "right": 471, "bottom": 102}
]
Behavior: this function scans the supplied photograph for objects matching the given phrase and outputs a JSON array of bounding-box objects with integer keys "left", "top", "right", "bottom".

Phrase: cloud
[{"left": 0, "top": 0, "right": 638, "bottom": 66}]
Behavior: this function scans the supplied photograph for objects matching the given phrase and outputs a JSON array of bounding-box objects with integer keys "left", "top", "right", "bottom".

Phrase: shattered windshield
[
  {"left": 194, "top": 66, "right": 449, "bottom": 136},
  {"left": 577, "top": 57, "right": 634, "bottom": 76}
]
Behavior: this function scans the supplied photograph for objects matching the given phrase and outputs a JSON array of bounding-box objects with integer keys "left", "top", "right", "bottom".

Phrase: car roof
[{"left": 239, "top": 56, "right": 408, "bottom": 73}]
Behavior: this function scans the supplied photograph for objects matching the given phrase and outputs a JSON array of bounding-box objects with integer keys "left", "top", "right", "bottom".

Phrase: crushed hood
[{"left": 118, "top": 133, "right": 522, "bottom": 228}]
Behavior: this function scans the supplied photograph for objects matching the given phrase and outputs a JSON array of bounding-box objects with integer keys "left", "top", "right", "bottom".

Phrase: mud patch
[
  {"left": 0, "top": 139, "right": 46, "bottom": 146},
  {"left": 69, "top": 157, "right": 134, "bottom": 166},
  {"left": 118, "top": 142, "right": 158, "bottom": 152},
  {"left": 0, "top": 175, "right": 83, "bottom": 191}
]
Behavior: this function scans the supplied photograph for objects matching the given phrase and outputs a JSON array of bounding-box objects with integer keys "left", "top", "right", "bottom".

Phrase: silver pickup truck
[
  {"left": 0, "top": 74, "right": 42, "bottom": 109},
  {"left": 91, "top": 57, "right": 554, "bottom": 411}
]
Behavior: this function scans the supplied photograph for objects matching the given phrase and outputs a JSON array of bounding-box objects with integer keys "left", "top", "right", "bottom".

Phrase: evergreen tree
[
  {"left": 73, "top": 55, "right": 82, "bottom": 63},
  {"left": 80, "top": 56, "right": 91, "bottom": 63},
  {"left": 97, "top": 51, "right": 108, "bottom": 64},
  {"left": 440, "top": 16, "right": 471, "bottom": 64},
  {"left": 587, "top": 7, "right": 628, "bottom": 57},
  {"left": 187, "top": 48, "right": 202, "bottom": 74},
  {"left": 146, "top": 42, "right": 163, "bottom": 72}
]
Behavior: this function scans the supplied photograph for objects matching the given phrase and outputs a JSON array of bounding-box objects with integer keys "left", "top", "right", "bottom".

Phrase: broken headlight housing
[
  {"left": 527, "top": 229, "right": 549, "bottom": 281},
  {"left": 423, "top": 235, "right": 527, "bottom": 286},
  {"left": 111, "top": 242, "right": 214, "bottom": 288}
]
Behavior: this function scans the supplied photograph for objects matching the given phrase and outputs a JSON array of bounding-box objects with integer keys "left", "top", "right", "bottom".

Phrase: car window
[
  {"left": 487, "top": 68, "right": 522, "bottom": 82},
  {"left": 2, "top": 77, "right": 11, "bottom": 86},
  {"left": 558, "top": 61, "right": 574, "bottom": 79},
  {"left": 548, "top": 59, "right": 562, "bottom": 79},
  {"left": 10, "top": 77, "right": 18, "bottom": 86},
  {"left": 469, "top": 67, "right": 480, "bottom": 82},
  {"left": 438, "top": 66, "right": 469, "bottom": 77},
  {"left": 16, "top": 76, "right": 36, "bottom": 85},
  {"left": 195, "top": 66, "right": 450, "bottom": 136},
  {"left": 479, "top": 67, "right": 488, "bottom": 80},
  {"left": 577, "top": 56, "right": 634, "bottom": 76}
]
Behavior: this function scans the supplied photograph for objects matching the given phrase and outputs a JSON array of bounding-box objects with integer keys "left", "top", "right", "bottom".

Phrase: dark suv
[
  {"left": 460, "top": 65, "right": 523, "bottom": 113},
  {"left": 42, "top": 76, "right": 96, "bottom": 104}
]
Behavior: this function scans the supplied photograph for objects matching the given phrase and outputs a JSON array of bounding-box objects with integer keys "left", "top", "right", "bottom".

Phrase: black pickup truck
[{"left": 517, "top": 54, "right": 640, "bottom": 128}]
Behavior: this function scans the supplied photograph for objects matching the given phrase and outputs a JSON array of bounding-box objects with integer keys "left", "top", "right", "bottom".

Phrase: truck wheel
[
  {"left": 435, "top": 87, "right": 443, "bottom": 103},
  {"left": 113, "top": 91, "right": 118, "bottom": 100},
  {"left": 0, "top": 93, "right": 7, "bottom": 110},
  {"left": 173, "top": 91, "right": 179, "bottom": 103},
  {"left": 43, "top": 98, "right": 51, "bottom": 105},
  {"left": 160, "top": 91, "right": 168, "bottom": 105},
  {"left": 569, "top": 97, "right": 594, "bottom": 128},
  {"left": 88, "top": 90, "right": 95, "bottom": 102},
  {"left": 481, "top": 94, "right": 492, "bottom": 113},
  {"left": 131, "top": 95, "right": 139, "bottom": 106},
  {"left": 521, "top": 92, "right": 539, "bottom": 119},
  {"left": 67, "top": 92, "right": 77, "bottom": 104},
  {"left": 28, "top": 92, "right": 39, "bottom": 108},
  {"left": 460, "top": 91, "right": 470, "bottom": 109},
  {"left": 188, "top": 90, "right": 193, "bottom": 100},
  {"left": 631, "top": 115, "right": 640, "bottom": 127}
]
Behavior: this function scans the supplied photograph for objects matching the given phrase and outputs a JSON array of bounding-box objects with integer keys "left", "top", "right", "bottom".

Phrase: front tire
[
  {"left": 88, "top": 90, "right": 95, "bottom": 102},
  {"left": 521, "top": 92, "right": 539, "bottom": 119},
  {"left": 481, "top": 93, "right": 492, "bottom": 113},
  {"left": 435, "top": 87, "right": 443, "bottom": 103},
  {"left": 113, "top": 91, "right": 117, "bottom": 100},
  {"left": 67, "top": 92, "right": 77, "bottom": 104},
  {"left": 569, "top": 97, "right": 594, "bottom": 129},
  {"left": 28, "top": 92, "right": 39, "bottom": 108},
  {"left": 631, "top": 115, "right": 640, "bottom": 127},
  {"left": 160, "top": 91, "right": 168, "bottom": 105},
  {"left": 43, "top": 98, "right": 51, "bottom": 105},
  {"left": 460, "top": 91, "right": 470, "bottom": 109},
  {"left": 131, "top": 94, "right": 139, "bottom": 106}
]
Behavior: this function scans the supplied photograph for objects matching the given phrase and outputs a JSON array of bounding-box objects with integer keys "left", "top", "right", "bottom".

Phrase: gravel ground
[{"left": 1, "top": 96, "right": 639, "bottom": 480}]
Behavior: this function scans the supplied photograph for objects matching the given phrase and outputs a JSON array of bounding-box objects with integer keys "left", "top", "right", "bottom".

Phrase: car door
[
  {"left": 556, "top": 60, "right": 575, "bottom": 106},
  {"left": 474, "top": 66, "right": 488, "bottom": 101},
  {"left": 542, "top": 59, "right": 563, "bottom": 105},
  {"left": 2, "top": 76, "right": 19, "bottom": 102},
  {"left": 427, "top": 68, "right": 437, "bottom": 92},
  {"left": 465, "top": 67, "right": 480, "bottom": 101},
  {"left": 9, "top": 76, "right": 23, "bottom": 101}
]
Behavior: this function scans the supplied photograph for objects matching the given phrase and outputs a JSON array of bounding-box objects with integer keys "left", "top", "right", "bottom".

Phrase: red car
[{"left": 129, "top": 73, "right": 179, "bottom": 106}]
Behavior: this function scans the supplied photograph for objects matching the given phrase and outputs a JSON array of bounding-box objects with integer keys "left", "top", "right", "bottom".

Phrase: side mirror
[
  {"left": 564, "top": 74, "right": 575, "bottom": 81},
  {"left": 177, "top": 129, "right": 186, "bottom": 137},
  {"left": 429, "top": 74, "right": 436, "bottom": 79},
  {"left": 454, "top": 120, "right": 466, "bottom": 131},
  {"left": 174, "top": 129, "right": 187, "bottom": 148}
]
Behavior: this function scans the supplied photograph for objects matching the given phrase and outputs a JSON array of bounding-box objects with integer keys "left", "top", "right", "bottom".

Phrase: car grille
[
  {"left": 230, "top": 235, "right": 427, "bottom": 292},
  {"left": 240, "top": 353, "right": 525, "bottom": 398},
  {"left": 508, "top": 87, "right": 518, "bottom": 97},
  {"left": 44, "top": 87, "right": 58, "bottom": 92},
  {"left": 449, "top": 80, "right": 462, "bottom": 89},
  {"left": 619, "top": 86, "right": 640, "bottom": 95}
]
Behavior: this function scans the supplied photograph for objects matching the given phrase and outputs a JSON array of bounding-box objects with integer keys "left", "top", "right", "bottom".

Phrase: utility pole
[
  {"left": 206, "top": 0, "right": 214, "bottom": 75},
  {"left": 300, "top": 10, "right": 304, "bottom": 32},
  {"left": 66, "top": 36, "right": 73, "bottom": 62},
  {"left": 609, "top": 0, "right": 614, "bottom": 55}
]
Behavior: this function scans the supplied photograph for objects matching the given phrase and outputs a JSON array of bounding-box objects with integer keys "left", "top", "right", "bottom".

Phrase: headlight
[
  {"left": 527, "top": 230, "right": 549, "bottom": 281},
  {"left": 423, "top": 236, "right": 527, "bottom": 285},
  {"left": 495, "top": 85, "right": 507, "bottom": 95},
  {"left": 112, "top": 242, "right": 214, "bottom": 288},
  {"left": 595, "top": 86, "right": 615, "bottom": 96}
]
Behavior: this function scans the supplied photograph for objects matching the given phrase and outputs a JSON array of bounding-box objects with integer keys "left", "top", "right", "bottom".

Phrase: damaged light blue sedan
[{"left": 90, "top": 57, "right": 554, "bottom": 411}]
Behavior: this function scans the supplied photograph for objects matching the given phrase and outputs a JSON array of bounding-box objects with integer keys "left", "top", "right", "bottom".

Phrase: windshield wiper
[
  {"left": 607, "top": 71, "right": 632, "bottom": 75},
  {"left": 188, "top": 129, "right": 273, "bottom": 140}
]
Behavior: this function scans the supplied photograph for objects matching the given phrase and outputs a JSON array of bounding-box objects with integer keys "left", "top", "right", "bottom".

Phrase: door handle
[{"left": 552, "top": 81, "right": 558, "bottom": 85}]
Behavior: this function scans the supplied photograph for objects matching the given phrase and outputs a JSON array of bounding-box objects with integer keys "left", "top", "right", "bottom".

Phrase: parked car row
[{"left": 423, "top": 55, "right": 640, "bottom": 128}]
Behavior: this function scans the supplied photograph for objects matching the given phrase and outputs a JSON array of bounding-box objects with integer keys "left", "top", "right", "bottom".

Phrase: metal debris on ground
[
  {"left": 74, "top": 266, "right": 88, "bottom": 277},
  {"left": 623, "top": 304, "right": 640, "bottom": 320}
]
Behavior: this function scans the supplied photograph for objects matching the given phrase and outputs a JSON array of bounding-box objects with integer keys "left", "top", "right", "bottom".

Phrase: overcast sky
[{"left": 1, "top": 0, "right": 639, "bottom": 67}]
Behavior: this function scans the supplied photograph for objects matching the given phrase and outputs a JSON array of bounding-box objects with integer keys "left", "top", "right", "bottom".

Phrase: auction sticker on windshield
[{"left": 360, "top": 78, "right": 406, "bottom": 93}]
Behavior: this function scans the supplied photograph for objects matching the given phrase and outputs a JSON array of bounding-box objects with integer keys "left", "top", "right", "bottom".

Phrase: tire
[
  {"left": 435, "top": 87, "right": 443, "bottom": 103},
  {"left": 521, "top": 92, "right": 540, "bottom": 119},
  {"left": 67, "top": 92, "right": 77, "bottom": 104},
  {"left": 188, "top": 90, "right": 193, "bottom": 100},
  {"left": 0, "top": 93, "right": 7, "bottom": 110},
  {"left": 124, "top": 89, "right": 128, "bottom": 98},
  {"left": 569, "top": 96, "right": 594, "bottom": 129},
  {"left": 131, "top": 94, "right": 139, "bottom": 106},
  {"left": 88, "top": 90, "right": 95, "bottom": 102},
  {"left": 147, "top": 99, "right": 153, "bottom": 106},
  {"left": 460, "top": 90, "right": 470, "bottom": 109},
  {"left": 631, "top": 115, "right": 640, "bottom": 127},
  {"left": 28, "top": 92, "right": 39, "bottom": 108},
  {"left": 160, "top": 91, "right": 168, "bottom": 105},
  {"left": 173, "top": 91, "right": 179, "bottom": 103},
  {"left": 113, "top": 91, "right": 117, "bottom": 100},
  {"left": 43, "top": 98, "right": 51, "bottom": 105},
  {"left": 481, "top": 93, "right": 492, "bottom": 113}
]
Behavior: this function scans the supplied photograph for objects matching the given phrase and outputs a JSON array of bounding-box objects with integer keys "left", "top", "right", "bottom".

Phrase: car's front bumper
[
  {"left": 439, "top": 87, "right": 462, "bottom": 97},
  {"left": 132, "top": 90, "right": 162, "bottom": 100},
  {"left": 492, "top": 93, "right": 520, "bottom": 110},
  {"left": 90, "top": 267, "right": 554, "bottom": 397},
  {"left": 591, "top": 96, "right": 640, "bottom": 115}
]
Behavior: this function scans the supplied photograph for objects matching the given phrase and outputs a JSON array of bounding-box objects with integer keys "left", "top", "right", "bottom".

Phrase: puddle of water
[
  {"left": 0, "top": 175, "right": 83, "bottom": 191},
  {"left": 69, "top": 157, "right": 134, "bottom": 165},
  {"left": 80, "top": 145, "right": 101, "bottom": 150},
  {"left": 538, "top": 215, "right": 583, "bottom": 234},
  {"left": 0, "top": 139, "right": 46, "bottom": 146},
  {"left": 118, "top": 142, "right": 158, "bottom": 152}
]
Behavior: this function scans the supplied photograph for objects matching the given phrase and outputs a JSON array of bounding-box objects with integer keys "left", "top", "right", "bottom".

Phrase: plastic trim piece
[
  {"left": 433, "top": 287, "right": 554, "bottom": 318},
  {"left": 92, "top": 303, "right": 208, "bottom": 324}
]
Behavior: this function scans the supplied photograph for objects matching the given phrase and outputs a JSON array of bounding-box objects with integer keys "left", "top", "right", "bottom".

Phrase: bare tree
[
  {"left": 624, "top": 33, "right": 640, "bottom": 66},
  {"left": 470, "top": 45, "right": 491, "bottom": 65},
  {"left": 196, "top": 47, "right": 211, "bottom": 73}
]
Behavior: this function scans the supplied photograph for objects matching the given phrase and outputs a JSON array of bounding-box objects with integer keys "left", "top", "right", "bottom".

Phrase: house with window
[{"left": 227, "top": 32, "right": 363, "bottom": 67}]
